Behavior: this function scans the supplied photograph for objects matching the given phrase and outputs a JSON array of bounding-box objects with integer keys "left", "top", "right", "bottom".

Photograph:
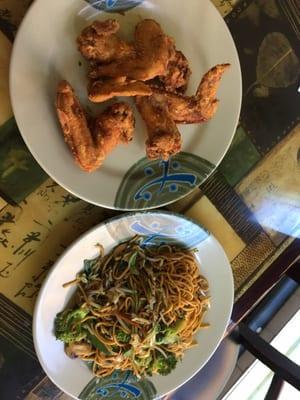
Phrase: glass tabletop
[{"left": 0, "top": 0, "right": 299, "bottom": 398}]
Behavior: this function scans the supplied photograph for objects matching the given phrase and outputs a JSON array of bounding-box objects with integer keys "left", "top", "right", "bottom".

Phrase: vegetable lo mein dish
[{"left": 54, "top": 236, "right": 210, "bottom": 378}]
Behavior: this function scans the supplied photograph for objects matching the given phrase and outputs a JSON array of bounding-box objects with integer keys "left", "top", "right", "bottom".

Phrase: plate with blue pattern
[
  {"left": 10, "top": 0, "right": 241, "bottom": 210},
  {"left": 33, "top": 211, "right": 234, "bottom": 400}
]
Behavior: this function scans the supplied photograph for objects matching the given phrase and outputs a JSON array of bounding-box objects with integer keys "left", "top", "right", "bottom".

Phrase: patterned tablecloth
[{"left": 0, "top": 0, "right": 299, "bottom": 399}]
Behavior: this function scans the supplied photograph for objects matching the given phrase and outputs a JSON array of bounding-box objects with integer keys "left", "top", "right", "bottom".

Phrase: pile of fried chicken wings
[{"left": 56, "top": 18, "right": 229, "bottom": 172}]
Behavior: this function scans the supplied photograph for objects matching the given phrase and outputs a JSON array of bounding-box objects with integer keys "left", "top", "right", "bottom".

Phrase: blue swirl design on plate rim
[
  {"left": 96, "top": 371, "right": 141, "bottom": 398},
  {"left": 79, "top": 370, "right": 156, "bottom": 399},
  {"left": 85, "top": 0, "right": 143, "bottom": 11},
  {"left": 129, "top": 219, "right": 209, "bottom": 248},
  {"left": 114, "top": 153, "right": 215, "bottom": 210},
  {"left": 104, "top": 210, "right": 210, "bottom": 248},
  {"left": 134, "top": 160, "right": 197, "bottom": 202}
]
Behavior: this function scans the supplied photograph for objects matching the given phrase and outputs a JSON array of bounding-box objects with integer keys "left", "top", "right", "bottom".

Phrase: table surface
[{"left": 0, "top": 0, "right": 299, "bottom": 399}]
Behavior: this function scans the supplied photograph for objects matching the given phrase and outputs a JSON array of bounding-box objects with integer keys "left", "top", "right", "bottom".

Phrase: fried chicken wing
[
  {"left": 136, "top": 94, "right": 182, "bottom": 160},
  {"left": 153, "top": 64, "right": 230, "bottom": 123},
  {"left": 157, "top": 50, "right": 191, "bottom": 94},
  {"left": 89, "top": 19, "right": 175, "bottom": 81},
  {"left": 56, "top": 81, "right": 134, "bottom": 172},
  {"left": 77, "top": 19, "right": 134, "bottom": 63},
  {"left": 88, "top": 78, "right": 152, "bottom": 103},
  {"left": 56, "top": 80, "right": 105, "bottom": 171}
]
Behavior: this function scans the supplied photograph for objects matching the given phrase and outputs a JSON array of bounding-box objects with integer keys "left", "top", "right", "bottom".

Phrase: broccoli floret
[
  {"left": 134, "top": 356, "right": 152, "bottom": 369},
  {"left": 54, "top": 308, "right": 89, "bottom": 343},
  {"left": 156, "top": 319, "right": 186, "bottom": 345},
  {"left": 116, "top": 331, "right": 131, "bottom": 343},
  {"left": 147, "top": 352, "right": 177, "bottom": 376}
]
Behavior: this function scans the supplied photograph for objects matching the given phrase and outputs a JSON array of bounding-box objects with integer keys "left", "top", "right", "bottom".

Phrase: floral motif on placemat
[{"left": 226, "top": 0, "right": 300, "bottom": 154}]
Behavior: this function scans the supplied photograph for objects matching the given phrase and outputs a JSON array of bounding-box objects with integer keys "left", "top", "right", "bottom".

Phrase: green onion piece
[{"left": 87, "top": 333, "right": 110, "bottom": 354}]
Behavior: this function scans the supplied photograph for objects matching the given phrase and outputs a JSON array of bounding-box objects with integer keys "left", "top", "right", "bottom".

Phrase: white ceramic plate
[
  {"left": 33, "top": 211, "right": 234, "bottom": 400},
  {"left": 10, "top": 0, "right": 241, "bottom": 210}
]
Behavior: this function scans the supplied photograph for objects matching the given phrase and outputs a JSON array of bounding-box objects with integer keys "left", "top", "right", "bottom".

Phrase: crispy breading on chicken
[
  {"left": 89, "top": 19, "right": 175, "bottom": 81},
  {"left": 92, "top": 102, "right": 135, "bottom": 155},
  {"left": 134, "top": 64, "right": 229, "bottom": 161},
  {"left": 56, "top": 81, "right": 134, "bottom": 172},
  {"left": 135, "top": 94, "right": 182, "bottom": 160},
  {"left": 153, "top": 64, "right": 230, "bottom": 123},
  {"left": 88, "top": 78, "right": 152, "bottom": 103},
  {"left": 157, "top": 50, "right": 191, "bottom": 94},
  {"left": 56, "top": 80, "right": 104, "bottom": 171},
  {"left": 77, "top": 19, "right": 134, "bottom": 63}
]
